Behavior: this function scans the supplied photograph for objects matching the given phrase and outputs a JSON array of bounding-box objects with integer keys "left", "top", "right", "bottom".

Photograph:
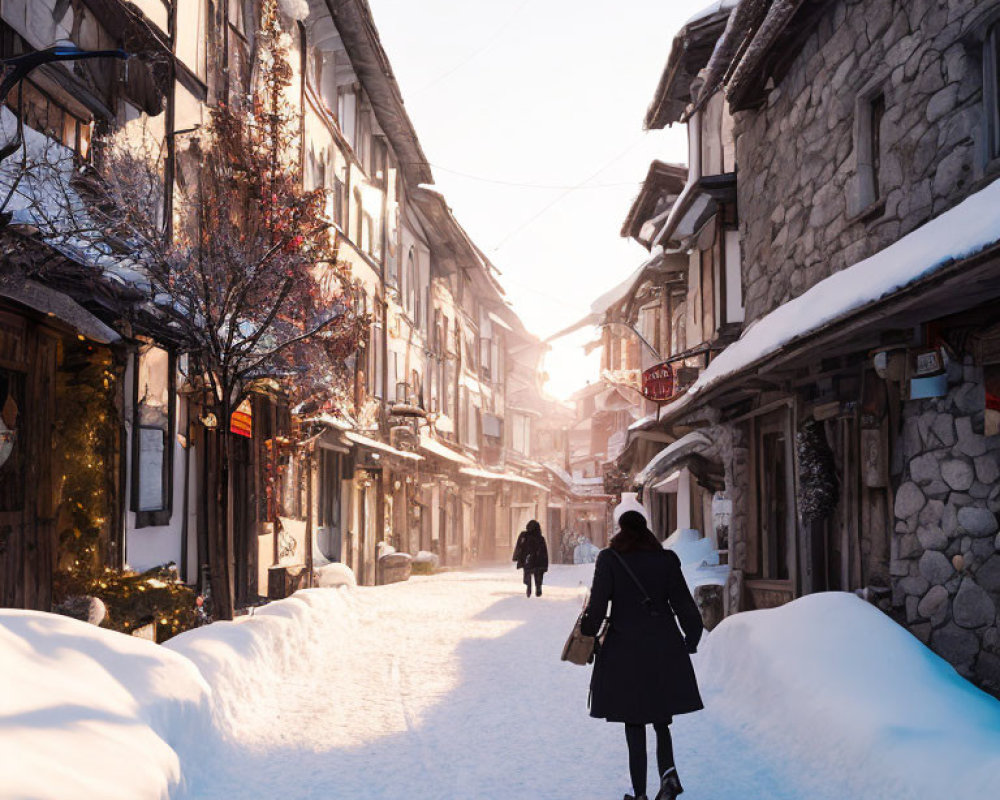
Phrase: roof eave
[{"left": 326, "top": 0, "right": 433, "bottom": 187}]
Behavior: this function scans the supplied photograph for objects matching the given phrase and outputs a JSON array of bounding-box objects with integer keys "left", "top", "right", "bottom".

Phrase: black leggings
[
  {"left": 523, "top": 569, "right": 543, "bottom": 595},
  {"left": 624, "top": 722, "right": 674, "bottom": 797}
]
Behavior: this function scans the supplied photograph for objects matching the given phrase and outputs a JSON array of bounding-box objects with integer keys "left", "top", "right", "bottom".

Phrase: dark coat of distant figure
[
  {"left": 513, "top": 521, "right": 548, "bottom": 582},
  {"left": 581, "top": 527, "right": 704, "bottom": 724}
]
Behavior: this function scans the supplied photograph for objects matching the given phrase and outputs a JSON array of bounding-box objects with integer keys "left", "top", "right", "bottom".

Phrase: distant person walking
[
  {"left": 512, "top": 520, "right": 548, "bottom": 597},
  {"left": 581, "top": 510, "right": 704, "bottom": 800}
]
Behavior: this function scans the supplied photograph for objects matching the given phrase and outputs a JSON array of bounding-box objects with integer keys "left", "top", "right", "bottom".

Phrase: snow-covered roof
[
  {"left": 635, "top": 431, "right": 714, "bottom": 485},
  {"left": 458, "top": 467, "right": 548, "bottom": 492},
  {"left": 661, "top": 175, "right": 1000, "bottom": 421},
  {"left": 628, "top": 413, "right": 658, "bottom": 432},
  {"left": 418, "top": 434, "right": 475, "bottom": 466},
  {"left": 591, "top": 247, "right": 665, "bottom": 318},
  {"left": 1, "top": 109, "right": 149, "bottom": 291},
  {"left": 344, "top": 431, "right": 423, "bottom": 462},
  {"left": 0, "top": 275, "right": 120, "bottom": 344}
]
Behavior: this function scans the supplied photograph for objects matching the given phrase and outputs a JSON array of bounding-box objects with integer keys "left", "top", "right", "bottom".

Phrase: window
[
  {"left": 479, "top": 337, "right": 492, "bottom": 379},
  {"left": 357, "top": 110, "right": 372, "bottom": 171},
  {"left": 317, "top": 449, "right": 344, "bottom": 550},
  {"left": 986, "top": 23, "right": 1000, "bottom": 161},
  {"left": 853, "top": 80, "right": 888, "bottom": 215},
  {"left": 371, "top": 137, "right": 388, "bottom": 187},
  {"left": 354, "top": 189, "right": 364, "bottom": 247},
  {"left": 405, "top": 249, "right": 418, "bottom": 318},
  {"left": 368, "top": 324, "right": 384, "bottom": 398},
  {"left": 176, "top": 0, "right": 208, "bottom": 81},
  {"left": 870, "top": 93, "right": 886, "bottom": 199},
  {"left": 338, "top": 87, "right": 358, "bottom": 147},
  {"left": 131, "top": 344, "right": 175, "bottom": 527},
  {"left": 363, "top": 212, "right": 376, "bottom": 257},
  {"left": 464, "top": 397, "right": 479, "bottom": 449},
  {"left": 387, "top": 350, "right": 398, "bottom": 402},
  {"left": 466, "top": 326, "right": 480, "bottom": 371},
  {"left": 331, "top": 170, "right": 346, "bottom": 229},
  {"left": 0, "top": 22, "right": 94, "bottom": 158},
  {"left": 511, "top": 414, "right": 531, "bottom": 456}
]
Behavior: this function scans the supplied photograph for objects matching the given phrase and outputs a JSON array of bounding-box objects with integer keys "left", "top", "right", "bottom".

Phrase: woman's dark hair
[
  {"left": 609, "top": 510, "right": 661, "bottom": 553},
  {"left": 526, "top": 520, "right": 541, "bottom": 535}
]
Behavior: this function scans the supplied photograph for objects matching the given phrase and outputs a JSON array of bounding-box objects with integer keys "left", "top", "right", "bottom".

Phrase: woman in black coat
[
  {"left": 581, "top": 511, "right": 703, "bottom": 800},
  {"left": 512, "top": 520, "right": 548, "bottom": 597}
]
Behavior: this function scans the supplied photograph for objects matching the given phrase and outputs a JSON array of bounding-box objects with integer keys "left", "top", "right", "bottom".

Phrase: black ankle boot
[{"left": 653, "top": 767, "right": 683, "bottom": 800}]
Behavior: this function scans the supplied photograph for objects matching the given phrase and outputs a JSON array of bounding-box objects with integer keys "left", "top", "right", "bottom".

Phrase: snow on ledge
[
  {"left": 662, "top": 176, "right": 1000, "bottom": 420},
  {"left": 698, "top": 592, "right": 1000, "bottom": 798}
]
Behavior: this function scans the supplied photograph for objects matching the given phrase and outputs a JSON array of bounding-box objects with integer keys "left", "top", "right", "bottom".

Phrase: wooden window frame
[{"left": 851, "top": 75, "right": 890, "bottom": 220}]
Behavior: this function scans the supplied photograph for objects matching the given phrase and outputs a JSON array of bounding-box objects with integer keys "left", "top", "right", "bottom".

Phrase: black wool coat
[
  {"left": 513, "top": 530, "right": 548, "bottom": 573},
  {"left": 580, "top": 547, "right": 704, "bottom": 724}
]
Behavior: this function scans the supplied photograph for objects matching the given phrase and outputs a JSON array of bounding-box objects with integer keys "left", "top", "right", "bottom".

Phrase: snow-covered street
[
  {"left": 174, "top": 563, "right": 1000, "bottom": 800},
  {"left": 181, "top": 565, "right": 820, "bottom": 800},
  {"left": 5, "top": 565, "right": 1000, "bottom": 799}
]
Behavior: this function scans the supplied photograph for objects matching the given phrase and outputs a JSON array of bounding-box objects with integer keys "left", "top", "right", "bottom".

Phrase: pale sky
[{"left": 366, "top": 0, "right": 708, "bottom": 399}]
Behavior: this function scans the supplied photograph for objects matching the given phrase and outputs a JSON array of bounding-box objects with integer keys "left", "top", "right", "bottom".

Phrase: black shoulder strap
[{"left": 609, "top": 549, "right": 660, "bottom": 616}]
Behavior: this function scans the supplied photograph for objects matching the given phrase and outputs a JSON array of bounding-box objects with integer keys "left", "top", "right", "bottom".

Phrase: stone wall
[
  {"left": 891, "top": 355, "right": 1000, "bottom": 695},
  {"left": 735, "top": 0, "right": 1000, "bottom": 324}
]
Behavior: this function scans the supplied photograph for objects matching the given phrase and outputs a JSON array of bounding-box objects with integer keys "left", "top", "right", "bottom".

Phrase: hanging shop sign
[
  {"left": 641, "top": 362, "right": 674, "bottom": 402},
  {"left": 908, "top": 346, "right": 948, "bottom": 400},
  {"left": 230, "top": 398, "right": 252, "bottom": 438}
]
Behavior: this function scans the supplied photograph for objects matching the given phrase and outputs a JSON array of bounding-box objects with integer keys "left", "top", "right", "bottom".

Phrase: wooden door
[
  {"left": 746, "top": 408, "right": 797, "bottom": 609},
  {"left": 0, "top": 314, "right": 57, "bottom": 610}
]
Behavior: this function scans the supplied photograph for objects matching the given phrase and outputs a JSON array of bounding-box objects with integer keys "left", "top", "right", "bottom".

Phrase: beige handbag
[{"left": 560, "top": 592, "right": 607, "bottom": 666}]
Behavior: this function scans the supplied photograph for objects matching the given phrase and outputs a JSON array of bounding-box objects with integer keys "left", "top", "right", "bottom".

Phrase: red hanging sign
[
  {"left": 641, "top": 363, "right": 674, "bottom": 402},
  {"left": 230, "top": 399, "right": 253, "bottom": 438}
]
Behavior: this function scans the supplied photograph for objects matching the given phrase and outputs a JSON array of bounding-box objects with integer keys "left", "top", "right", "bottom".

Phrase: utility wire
[
  {"left": 490, "top": 135, "right": 648, "bottom": 252},
  {"left": 414, "top": 0, "right": 534, "bottom": 95},
  {"left": 429, "top": 162, "right": 641, "bottom": 190}
]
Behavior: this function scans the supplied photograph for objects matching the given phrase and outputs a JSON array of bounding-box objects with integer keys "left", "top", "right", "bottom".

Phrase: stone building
[{"left": 634, "top": 0, "right": 1000, "bottom": 694}]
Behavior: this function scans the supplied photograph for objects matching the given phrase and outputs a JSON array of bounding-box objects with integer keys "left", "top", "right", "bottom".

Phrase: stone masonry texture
[
  {"left": 734, "top": 0, "right": 1000, "bottom": 324},
  {"left": 893, "top": 360, "right": 1000, "bottom": 694}
]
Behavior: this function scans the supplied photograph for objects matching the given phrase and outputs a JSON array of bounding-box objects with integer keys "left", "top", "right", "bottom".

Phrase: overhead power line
[
  {"left": 414, "top": 0, "right": 534, "bottom": 95},
  {"left": 490, "top": 135, "right": 648, "bottom": 252},
  {"left": 428, "top": 163, "right": 641, "bottom": 190}
]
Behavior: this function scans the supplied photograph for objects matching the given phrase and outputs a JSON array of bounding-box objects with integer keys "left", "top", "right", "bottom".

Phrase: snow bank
[
  {"left": 166, "top": 590, "right": 356, "bottom": 754},
  {"left": 664, "top": 528, "right": 720, "bottom": 567},
  {"left": 0, "top": 610, "right": 212, "bottom": 800},
  {"left": 314, "top": 562, "right": 358, "bottom": 588},
  {"left": 0, "top": 588, "right": 360, "bottom": 798},
  {"left": 664, "top": 528, "right": 729, "bottom": 589},
  {"left": 698, "top": 593, "right": 1000, "bottom": 798}
]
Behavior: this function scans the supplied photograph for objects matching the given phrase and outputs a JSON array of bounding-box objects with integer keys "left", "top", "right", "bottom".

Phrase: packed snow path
[{"left": 190, "top": 566, "right": 837, "bottom": 800}]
